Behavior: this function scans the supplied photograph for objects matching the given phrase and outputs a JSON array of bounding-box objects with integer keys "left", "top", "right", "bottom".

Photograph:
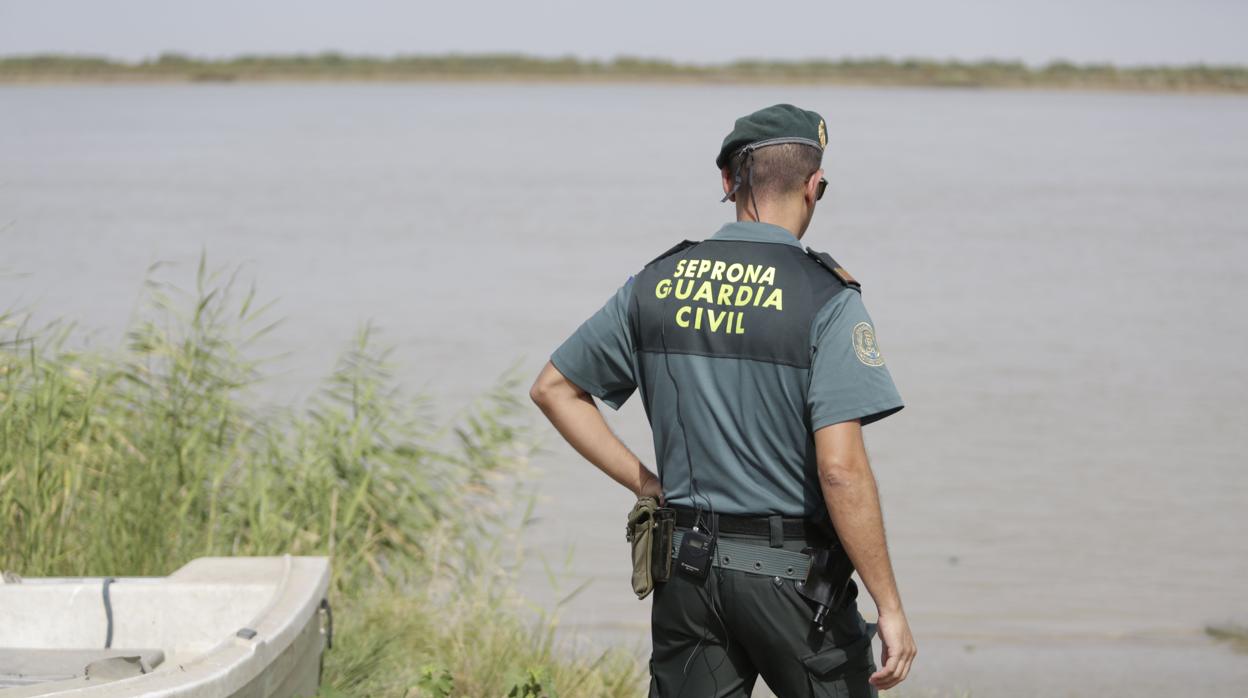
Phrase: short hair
[{"left": 730, "top": 143, "right": 822, "bottom": 201}]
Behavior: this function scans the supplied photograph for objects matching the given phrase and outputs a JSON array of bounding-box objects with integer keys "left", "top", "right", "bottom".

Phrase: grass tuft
[{"left": 1206, "top": 623, "right": 1248, "bottom": 654}]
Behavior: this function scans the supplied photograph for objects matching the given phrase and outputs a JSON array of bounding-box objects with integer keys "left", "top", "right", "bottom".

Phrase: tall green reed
[
  {"left": 0, "top": 257, "right": 644, "bottom": 696},
  {"left": 1, "top": 257, "right": 520, "bottom": 586}
]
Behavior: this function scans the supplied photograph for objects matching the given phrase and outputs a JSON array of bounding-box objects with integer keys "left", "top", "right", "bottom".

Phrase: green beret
[{"left": 715, "top": 103, "right": 828, "bottom": 170}]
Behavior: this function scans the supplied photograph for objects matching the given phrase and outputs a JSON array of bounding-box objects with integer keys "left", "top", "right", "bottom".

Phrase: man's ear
[
  {"left": 805, "top": 168, "right": 824, "bottom": 206},
  {"left": 721, "top": 167, "right": 736, "bottom": 202}
]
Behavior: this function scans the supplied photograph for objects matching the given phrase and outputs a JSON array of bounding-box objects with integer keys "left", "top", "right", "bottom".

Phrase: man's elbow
[
  {"left": 529, "top": 364, "right": 575, "bottom": 409},
  {"left": 529, "top": 376, "right": 554, "bottom": 408},
  {"left": 817, "top": 453, "right": 871, "bottom": 489}
]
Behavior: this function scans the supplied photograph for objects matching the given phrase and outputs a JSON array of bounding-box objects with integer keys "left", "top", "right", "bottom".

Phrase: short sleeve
[
  {"left": 550, "top": 278, "right": 638, "bottom": 410},
  {"left": 807, "top": 291, "right": 904, "bottom": 430}
]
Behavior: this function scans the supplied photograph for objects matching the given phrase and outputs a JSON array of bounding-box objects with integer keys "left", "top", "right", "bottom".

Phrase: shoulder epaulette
[
  {"left": 805, "top": 247, "right": 861, "bottom": 291},
  {"left": 645, "top": 240, "right": 700, "bottom": 267}
]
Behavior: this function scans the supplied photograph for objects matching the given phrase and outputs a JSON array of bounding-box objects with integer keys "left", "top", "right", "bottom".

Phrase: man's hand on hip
[
  {"left": 638, "top": 469, "right": 665, "bottom": 504},
  {"left": 530, "top": 361, "right": 657, "bottom": 501}
]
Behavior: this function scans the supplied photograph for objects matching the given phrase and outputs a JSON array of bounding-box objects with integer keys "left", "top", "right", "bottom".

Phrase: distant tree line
[{"left": 2, "top": 53, "right": 1245, "bottom": 92}]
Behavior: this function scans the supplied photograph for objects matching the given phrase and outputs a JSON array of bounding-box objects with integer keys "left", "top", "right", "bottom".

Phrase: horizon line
[{"left": 3, "top": 51, "right": 1246, "bottom": 71}]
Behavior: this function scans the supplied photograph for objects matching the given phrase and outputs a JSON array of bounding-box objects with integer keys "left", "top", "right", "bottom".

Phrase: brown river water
[{"left": 2, "top": 83, "right": 1246, "bottom": 696}]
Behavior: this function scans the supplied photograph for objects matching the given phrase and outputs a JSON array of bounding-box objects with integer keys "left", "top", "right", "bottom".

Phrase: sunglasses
[{"left": 815, "top": 177, "right": 828, "bottom": 201}]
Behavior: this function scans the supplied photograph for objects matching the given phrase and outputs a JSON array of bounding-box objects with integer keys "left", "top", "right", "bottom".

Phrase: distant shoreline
[{"left": 3, "top": 53, "right": 1247, "bottom": 94}]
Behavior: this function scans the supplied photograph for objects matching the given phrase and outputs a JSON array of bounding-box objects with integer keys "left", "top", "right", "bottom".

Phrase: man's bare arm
[
  {"left": 814, "top": 420, "right": 915, "bottom": 690},
  {"left": 530, "top": 361, "right": 661, "bottom": 500}
]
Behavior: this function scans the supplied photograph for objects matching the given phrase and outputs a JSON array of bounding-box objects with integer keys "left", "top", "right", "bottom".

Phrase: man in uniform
[{"left": 530, "top": 104, "right": 916, "bottom": 697}]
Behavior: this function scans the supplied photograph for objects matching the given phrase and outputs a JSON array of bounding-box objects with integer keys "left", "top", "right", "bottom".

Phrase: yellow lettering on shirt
[
  {"left": 662, "top": 257, "right": 784, "bottom": 335},
  {"left": 692, "top": 281, "right": 714, "bottom": 304},
  {"left": 655, "top": 278, "right": 672, "bottom": 299}
]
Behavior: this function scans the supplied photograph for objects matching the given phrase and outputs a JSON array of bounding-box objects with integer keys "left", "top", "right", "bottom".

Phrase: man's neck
[{"left": 736, "top": 207, "right": 805, "bottom": 241}]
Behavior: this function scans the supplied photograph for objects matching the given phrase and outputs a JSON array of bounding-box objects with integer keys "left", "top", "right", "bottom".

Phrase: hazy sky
[{"left": 2, "top": 0, "right": 1245, "bottom": 66}]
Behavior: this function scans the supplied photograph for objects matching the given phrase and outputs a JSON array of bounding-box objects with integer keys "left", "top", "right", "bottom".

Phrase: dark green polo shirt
[{"left": 552, "top": 221, "right": 903, "bottom": 516}]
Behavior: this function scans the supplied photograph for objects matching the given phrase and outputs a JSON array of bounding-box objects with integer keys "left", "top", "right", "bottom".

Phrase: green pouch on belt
[{"left": 626, "top": 497, "right": 673, "bottom": 599}]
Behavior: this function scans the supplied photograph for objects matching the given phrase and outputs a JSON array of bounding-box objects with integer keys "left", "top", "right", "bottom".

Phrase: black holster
[{"left": 795, "top": 545, "right": 857, "bottom": 631}]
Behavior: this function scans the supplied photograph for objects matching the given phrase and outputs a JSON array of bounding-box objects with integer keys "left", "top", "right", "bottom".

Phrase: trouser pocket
[{"left": 801, "top": 630, "right": 876, "bottom": 698}]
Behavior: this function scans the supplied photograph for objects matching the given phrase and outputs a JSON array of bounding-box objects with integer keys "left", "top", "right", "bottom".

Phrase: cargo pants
[{"left": 648, "top": 535, "right": 877, "bottom": 698}]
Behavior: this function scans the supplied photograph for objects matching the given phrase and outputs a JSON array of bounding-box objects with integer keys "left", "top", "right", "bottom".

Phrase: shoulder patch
[
  {"left": 852, "top": 321, "right": 885, "bottom": 366},
  {"left": 646, "top": 240, "right": 700, "bottom": 267},
  {"left": 805, "top": 248, "right": 861, "bottom": 291}
]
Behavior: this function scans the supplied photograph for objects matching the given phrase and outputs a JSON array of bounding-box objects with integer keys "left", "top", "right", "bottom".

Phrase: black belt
[{"left": 671, "top": 506, "right": 835, "bottom": 547}]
